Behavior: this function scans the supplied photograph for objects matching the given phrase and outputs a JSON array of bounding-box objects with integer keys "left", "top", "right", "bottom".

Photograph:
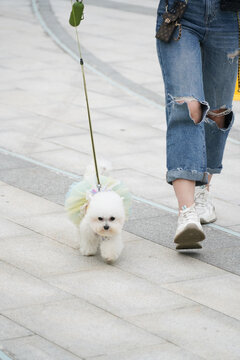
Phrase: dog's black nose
[{"left": 104, "top": 225, "right": 109, "bottom": 230}]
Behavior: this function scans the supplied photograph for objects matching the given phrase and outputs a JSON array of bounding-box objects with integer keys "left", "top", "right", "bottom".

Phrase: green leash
[{"left": 69, "top": 0, "right": 101, "bottom": 191}]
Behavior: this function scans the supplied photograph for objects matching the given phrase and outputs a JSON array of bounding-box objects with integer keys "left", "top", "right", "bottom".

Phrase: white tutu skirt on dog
[{"left": 65, "top": 175, "right": 132, "bottom": 225}]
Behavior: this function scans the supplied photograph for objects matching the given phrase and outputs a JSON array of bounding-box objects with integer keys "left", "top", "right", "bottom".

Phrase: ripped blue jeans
[{"left": 156, "top": 0, "right": 238, "bottom": 185}]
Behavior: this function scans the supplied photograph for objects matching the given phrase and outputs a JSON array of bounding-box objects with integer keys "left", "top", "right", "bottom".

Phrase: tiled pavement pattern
[
  {"left": 0, "top": 0, "right": 240, "bottom": 359},
  {"left": 0, "top": 151, "right": 240, "bottom": 276}
]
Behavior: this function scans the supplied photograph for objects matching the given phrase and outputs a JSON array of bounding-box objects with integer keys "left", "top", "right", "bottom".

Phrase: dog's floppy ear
[{"left": 83, "top": 202, "right": 89, "bottom": 215}]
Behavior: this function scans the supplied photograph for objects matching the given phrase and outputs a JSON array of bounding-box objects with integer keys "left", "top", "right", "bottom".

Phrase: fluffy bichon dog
[
  {"left": 78, "top": 190, "right": 126, "bottom": 263},
  {"left": 65, "top": 163, "right": 131, "bottom": 263}
]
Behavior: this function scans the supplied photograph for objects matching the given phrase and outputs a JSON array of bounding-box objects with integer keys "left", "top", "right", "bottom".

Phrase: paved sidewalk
[
  {"left": 0, "top": 0, "right": 240, "bottom": 359},
  {"left": 1, "top": 183, "right": 240, "bottom": 360}
]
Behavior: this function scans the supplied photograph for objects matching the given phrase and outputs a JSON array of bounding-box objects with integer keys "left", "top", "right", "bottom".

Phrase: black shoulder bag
[{"left": 155, "top": 0, "right": 188, "bottom": 42}]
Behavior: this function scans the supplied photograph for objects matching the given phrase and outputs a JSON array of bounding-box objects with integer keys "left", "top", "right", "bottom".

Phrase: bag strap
[{"left": 165, "top": 0, "right": 188, "bottom": 11}]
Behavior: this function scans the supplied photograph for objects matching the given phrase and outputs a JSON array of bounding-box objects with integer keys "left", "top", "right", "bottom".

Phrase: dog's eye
[
  {"left": 98, "top": 217, "right": 103, "bottom": 221},
  {"left": 109, "top": 217, "right": 115, "bottom": 221}
]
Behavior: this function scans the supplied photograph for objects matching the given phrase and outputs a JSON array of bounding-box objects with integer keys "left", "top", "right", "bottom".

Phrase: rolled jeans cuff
[
  {"left": 167, "top": 169, "right": 209, "bottom": 186},
  {"left": 207, "top": 167, "right": 222, "bottom": 174}
]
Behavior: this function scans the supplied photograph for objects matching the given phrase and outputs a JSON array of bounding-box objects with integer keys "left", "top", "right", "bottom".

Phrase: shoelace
[
  {"left": 179, "top": 205, "right": 198, "bottom": 223},
  {"left": 195, "top": 188, "right": 207, "bottom": 208}
]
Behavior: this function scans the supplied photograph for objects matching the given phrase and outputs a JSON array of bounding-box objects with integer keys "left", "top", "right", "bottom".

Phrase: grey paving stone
[
  {"left": 43, "top": 193, "right": 66, "bottom": 205},
  {"left": 190, "top": 246, "right": 240, "bottom": 276},
  {"left": 113, "top": 149, "right": 166, "bottom": 179},
  {"left": 0, "top": 233, "right": 105, "bottom": 279},
  {"left": 115, "top": 239, "right": 225, "bottom": 285},
  {"left": 126, "top": 305, "right": 240, "bottom": 360},
  {"left": 12, "top": 211, "right": 79, "bottom": 248},
  {"left": 0, "top": 130, "right": 61, "bottom": 155},
  {"left": 126, "top": 213, "right": 240, "bottom": 249},
  {"left": 36, "top": 0, "right": 163, "bottom": 106},
  {"left": 122, "top": 230, "right": 144, "bottom": 242},
  {"left": 32, "top": 148, "right": 91, "bottom": 175},
  {"left": 2, "top": 298, "right": 164, "bottom": 358},
  {"left": 124, "top": 213, "right": 179, "bottom": 249},
  {"left": 0, "top": 166, "right": 73, "bottom": 198},
  {"left": 88, "top": 342, "right": 204, "bottom": 360},
  {"left": 0, "top": 218, "right": 33, "bottom": 238},
  {"left": 85, "top": 0, "right": 156, "bottom": 16},
  {"left": 0, "top": 185, "right": 62, "bottom": 219},
  {"left": 98, "top": 103, "right": 164, "bottom": 124},
  {"left": 124, "top": 207, "right": 240, "bottom": 275},
  {"left": 207, "top": 198, "right": 240, "bottom": 227},
  {"left": 163, "top": 273, "right": 240, "bottom": 321},
  {"left": 0, "top": 104, "right": 28, "bottom": 121},
  {"left": 229, "top": 224, "right": 240, "bottom": 232},
  {"left": 0, "top": 153, "right": 34, "bottom": 170},
  {"left": 70, "top": 89, "right": 130, "bottom": 109},
  {"left": 1, "top": 335, "right": 82, "bottom": 360},
  {"left": 84, "top": 117, "right": 163, "bottom": 143},
  {"left": 0, "top": 262, "right": 73, "bottom": 311},
  {"left": 0, "top": 315, "right": 32, "bottom": 341},
  {"left": 46, "top": 266, "right": 194, "bottom": 318},
  {"left": 127, "top": 199, "right": 164, "bottom": 221},
  {"left": 111, "top": 168, "right": 167, "bottom": 202},
  {"left": 47, "top": 132, "right": 147, "bottom": 157}
]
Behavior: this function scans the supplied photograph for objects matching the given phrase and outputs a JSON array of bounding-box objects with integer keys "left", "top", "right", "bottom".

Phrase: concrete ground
[{"left": 0, "top": 0, "right": 240, "bottom": 359}]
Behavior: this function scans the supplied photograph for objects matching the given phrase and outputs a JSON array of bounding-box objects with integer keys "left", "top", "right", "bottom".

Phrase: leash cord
[{"left": 70, "top": 0, "right": 101, "bottom": 190}]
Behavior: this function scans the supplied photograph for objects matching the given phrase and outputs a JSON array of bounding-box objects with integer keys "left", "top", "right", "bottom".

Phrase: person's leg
[
  {"left": 173, "top": 100, "right": 204, "bottom": 210},
  {"left": 194, "top": 5, "right": 238, "bottom": 224},
  {"left": 202, "top": 7, "right": 238, "bottom": 178},
  {"left": 194, "top": 175, "right": 217, "bottom": 224},
  {"left": 156, "top": 1, "right": 209, "bottom": 190},
  {"left": 156, "top": 1, "right": 208, "bottom": 248},
  {"left": 207, "top": 174, "right": 213, "bottom": 190},
  {"left": 173, "top": 179, "right": 195, "bottom": 210}
]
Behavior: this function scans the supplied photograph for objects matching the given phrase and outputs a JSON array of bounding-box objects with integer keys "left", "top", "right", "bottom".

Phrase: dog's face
[{"left": 86, "top": 191, "right": 125, "bottom": 237}]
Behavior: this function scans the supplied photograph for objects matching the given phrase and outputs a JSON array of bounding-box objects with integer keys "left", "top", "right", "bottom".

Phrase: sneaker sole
[
  {"left": 174, "top": 223, "right": 205, "bottom": 250},
  {"left": 200, "top": 216, "right": 217, "bottom": 225}
]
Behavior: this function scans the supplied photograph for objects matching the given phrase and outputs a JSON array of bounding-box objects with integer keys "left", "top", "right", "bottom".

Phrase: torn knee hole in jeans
[
  {"left": 207, "top": 107, "right": 231, "bottom": 117},
  {"left": 173, "top": 96, "right": 208, "bottom": 124},
  {"left": 227, "top": 49, "right": 239, "bottom": 63},
  {"left": 174, "top": 96, "right": 196, "bottom": 103},
  {"left": 207, "top": 106, "right": 232, "bottom": 129}
]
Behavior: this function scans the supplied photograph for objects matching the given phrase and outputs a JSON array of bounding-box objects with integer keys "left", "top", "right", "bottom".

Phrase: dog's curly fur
[
  {"left": 65, "top": 160, "right": 130, "bottom": 263},
  {"left": 79, "top": 190, "right": 125, "bottom": 263}
]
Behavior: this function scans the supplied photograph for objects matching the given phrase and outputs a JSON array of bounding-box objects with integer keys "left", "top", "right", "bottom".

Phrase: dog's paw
[
  {"left": 79, "top": 246, "right": 97, "bottom": 256},
  {"left": 101, "top": 250, "right": 122, "bottom": 264},
  {"left": 102, "top": 254, "right": 119, "bottom": 264},
  {"left": 100, "top": 238, "right": 123, "bottom": 264}
]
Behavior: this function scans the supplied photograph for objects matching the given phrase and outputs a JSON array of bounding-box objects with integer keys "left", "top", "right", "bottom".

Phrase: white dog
[
  {"left": 65, "top": 162, "right": 131, "bottom": 263},
  {"left": 79, "top": 190, "right": 126, "bottom": 263}
]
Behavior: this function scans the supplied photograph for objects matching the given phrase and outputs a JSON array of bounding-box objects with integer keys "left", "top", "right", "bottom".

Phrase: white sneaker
[
  {"left": 195, "top": 185, "right": 217, "bottom": 224},
  {"left": 174, "top": 203, "right": 205, "bottom": 249}
]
